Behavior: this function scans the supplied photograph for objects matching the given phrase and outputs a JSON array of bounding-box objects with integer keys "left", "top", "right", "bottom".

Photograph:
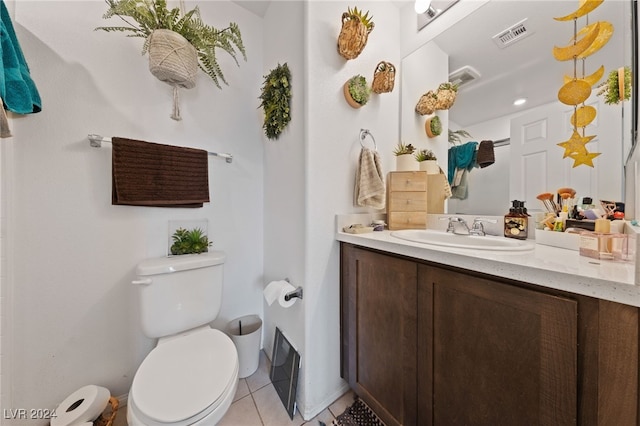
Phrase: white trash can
[{"left": 227, "top": 314, "right": 262, "bottom": 378}]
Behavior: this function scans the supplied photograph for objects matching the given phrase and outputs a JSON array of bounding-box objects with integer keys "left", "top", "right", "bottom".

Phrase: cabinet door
[
  {"left": 341, "top": 245, "right": 417, "bottom": 426},
  {"left": 419, "top": 265, "right": 578, "bottom": 426}
]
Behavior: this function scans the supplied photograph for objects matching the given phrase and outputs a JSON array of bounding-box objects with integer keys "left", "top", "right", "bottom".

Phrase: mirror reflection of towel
[
  {"left": 477, "top": 140, "right": 495, "bottom": 168},
  {"left": 354, "top": 147, "right": 385, "bottom": 209}
]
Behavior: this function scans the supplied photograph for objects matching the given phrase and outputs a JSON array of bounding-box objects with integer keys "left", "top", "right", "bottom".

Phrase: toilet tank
[{"left": 133, "top": 251, "right": 226, "bottom": 338}]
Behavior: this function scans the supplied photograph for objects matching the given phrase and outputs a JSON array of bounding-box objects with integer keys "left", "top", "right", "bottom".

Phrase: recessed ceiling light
[{"left": 513, "top": 98, "right": 527, "bottom": 106}]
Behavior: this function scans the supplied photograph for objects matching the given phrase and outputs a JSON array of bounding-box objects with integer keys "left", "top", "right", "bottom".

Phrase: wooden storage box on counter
[{"left": 387, "top": 171, "right": 446, "bottom": 230}]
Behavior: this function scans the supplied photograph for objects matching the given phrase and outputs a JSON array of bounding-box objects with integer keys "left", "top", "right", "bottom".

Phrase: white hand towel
[{"left": 355, "top": 147, "right": 385, "bottom": 209}]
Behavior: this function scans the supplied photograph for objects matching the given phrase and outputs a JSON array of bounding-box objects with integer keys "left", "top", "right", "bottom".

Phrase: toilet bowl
[{"left": 127, "top": 326, "right": 239, "bottom": 426}]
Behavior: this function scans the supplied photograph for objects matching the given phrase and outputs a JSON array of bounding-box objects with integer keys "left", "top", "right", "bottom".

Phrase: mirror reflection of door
[
  {"left": 510, "top": 99, "right": 623, "bottom": 211},
  {"left": 400, "top": 0, "right": 633, "bottom": 215}
]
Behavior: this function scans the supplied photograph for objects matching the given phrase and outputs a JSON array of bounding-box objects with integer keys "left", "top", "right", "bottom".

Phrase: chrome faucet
[
  {"left": 469, "top": 217, "right": 498, "bottom": 236},
  {"left": 441, "top": 216, "right": 471, "bottom": 235}
]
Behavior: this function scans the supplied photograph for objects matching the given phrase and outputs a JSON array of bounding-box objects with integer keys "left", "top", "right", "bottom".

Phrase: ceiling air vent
[
  {"left": 449, "top": 66, "right": 481, "bottom": 88},
  {"left": 492, "top": 18, "right": 533, "bottom": 49}
]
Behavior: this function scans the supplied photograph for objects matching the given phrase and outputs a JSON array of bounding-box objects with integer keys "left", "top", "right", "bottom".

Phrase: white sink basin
[{"left": 390, "top": 229, "right": 534, "bottom": 251}]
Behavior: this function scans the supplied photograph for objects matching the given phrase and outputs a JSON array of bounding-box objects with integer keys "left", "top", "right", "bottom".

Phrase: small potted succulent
[
  {"left": 393, "top": 141, "right": 417, "bottom": 171},
  {"left": 337, "top": 6, "right": 375, "bottom": 60},
  {"left": 425, "top": 115, "right": 442, "bottom": 138},
  {"left": 170, "top": 227, "right": 212, "bottom": 255},
  {"left": 344, "top": 74, "right": 371, "bottom": 108},
  {"left": 415, "top": 149, "right": 439, "bottom": 174}
]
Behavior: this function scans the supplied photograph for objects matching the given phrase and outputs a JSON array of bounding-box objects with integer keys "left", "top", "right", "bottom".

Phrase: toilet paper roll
[
  {"left": 51, "top": 385, "right": 110, "bottom": 426},
  {"left": 264, "top": 280, "right": 297, "bottom": 308}
]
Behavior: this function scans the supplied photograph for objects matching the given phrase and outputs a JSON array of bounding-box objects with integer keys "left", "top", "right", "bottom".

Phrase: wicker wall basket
[
  {"left": 435, "top": 88, "right": 457, "bottom": 110},
  {"left": 416, "top": 91, "right": 437, "bottom": 115},
  {"left": 148, "top": 29, "right": 198, "bottom": 89},
  {"left": 337, "top": 14, "right": 373, "bottom": 60},
  {"left": 372, "top": 61, "right": 396, "bottom": 94}
]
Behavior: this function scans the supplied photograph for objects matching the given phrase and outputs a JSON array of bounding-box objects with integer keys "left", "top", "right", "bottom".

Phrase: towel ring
[{"left": 359, "top": 128, "right": 377, "bottom": 151}]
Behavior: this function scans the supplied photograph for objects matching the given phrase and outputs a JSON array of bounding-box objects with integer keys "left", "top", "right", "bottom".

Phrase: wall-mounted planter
[
  {"left": 344, "top": 75, "right": 371, "bottom": 108},
  {"left": 416, "top": 91, "right": 437, "bottom": 115},
  {"left": 372, "top": 61, "right": 396, "bottom": 94},
  {"left": 425, "top": 116, "right": 442, "bottom": 138},
  {"left": 337, "top": 7, "right": 374, "bottom": 60}
]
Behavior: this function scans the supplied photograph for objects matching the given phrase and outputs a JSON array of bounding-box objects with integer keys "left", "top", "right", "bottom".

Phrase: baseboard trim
[
  {"left": 115, "top": 392, "right": 128, "bottom": 408},
  {"left": 299, "top": 381, "right": 350, "bottom": 421}
]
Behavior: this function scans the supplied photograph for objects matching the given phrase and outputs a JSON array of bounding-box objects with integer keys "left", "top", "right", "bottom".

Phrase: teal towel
[
  {"left": 0, "top": 0, "right": 40, "bottom": 114},
  {"left": 447, "top": 141, "right": 478, "bottom": 184}
]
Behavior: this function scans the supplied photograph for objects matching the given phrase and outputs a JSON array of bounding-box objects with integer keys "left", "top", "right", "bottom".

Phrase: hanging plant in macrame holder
[
  {"left": 337, "top": 7, "right": 374, "bottom": 60},
  {"left": 371, "top": 61, "right": 395, "bottom": 94},
  {"left": 416, "top": 90, "right": 437, "bottom": 115},
  {"left": 95, "top": 0, "right": 246, "bottom": 121},
  {"left": 148, "top": 29, "right": 199, "bottom": 119}
]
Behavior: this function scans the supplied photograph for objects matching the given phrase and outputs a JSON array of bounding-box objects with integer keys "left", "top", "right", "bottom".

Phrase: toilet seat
[{"left": 130, "top": 327, "right": 238, "bottom": 425}]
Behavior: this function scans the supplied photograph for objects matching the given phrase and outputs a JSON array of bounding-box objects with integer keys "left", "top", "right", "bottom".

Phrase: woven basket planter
[
  {"left": 416, "top": 91, "right": 437, "bottom": 115},
  {"left": 372, "top": 61, "right": 396, "bottom": 94},
  {"left": 435, "top": 88, "right": 457, "bottom": 110},
  {"left": 148, "top": 29, "right": 198, "bottom": 89},
  {"left": 337, "top": 14, "right": 373, "bottom": 60}
]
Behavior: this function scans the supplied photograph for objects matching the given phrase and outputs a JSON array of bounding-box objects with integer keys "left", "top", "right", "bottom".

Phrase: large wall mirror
[{"left": 401, "top": 0, "right": 635, "bottom": 215}]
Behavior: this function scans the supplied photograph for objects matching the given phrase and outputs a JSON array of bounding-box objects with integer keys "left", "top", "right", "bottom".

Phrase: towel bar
[{"left": 88, "top": 134, "right": 233, "bottom": 163}]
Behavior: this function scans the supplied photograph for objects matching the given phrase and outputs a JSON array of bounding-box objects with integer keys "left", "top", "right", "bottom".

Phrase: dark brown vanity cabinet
[{"left": 340, "top": 243, "right": 639, "bottom": 426}]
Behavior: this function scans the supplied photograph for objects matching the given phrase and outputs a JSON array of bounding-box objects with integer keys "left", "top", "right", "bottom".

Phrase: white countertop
[{"left": 336, "top": 228, "right": 640, "bottom": 307}]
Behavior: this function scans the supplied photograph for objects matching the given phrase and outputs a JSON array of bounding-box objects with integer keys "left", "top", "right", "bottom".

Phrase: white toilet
[{"left": 127, "top": 251, "right": 239, "bottom": 426}]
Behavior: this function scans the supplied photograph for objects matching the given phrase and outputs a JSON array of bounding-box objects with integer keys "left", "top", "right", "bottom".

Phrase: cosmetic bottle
[{"left": 504, "top": 200, "right": 527, "bottom": 240}]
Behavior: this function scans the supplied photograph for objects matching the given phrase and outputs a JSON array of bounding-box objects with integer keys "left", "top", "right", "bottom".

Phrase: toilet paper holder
[{"left": 283, "top": 278, "right": 303, "bottom": 302}]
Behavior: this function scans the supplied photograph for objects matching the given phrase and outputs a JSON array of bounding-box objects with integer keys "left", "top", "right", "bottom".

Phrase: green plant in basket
[
  {"left": 344, "top": 6, "right": 374, "bottom": 32},
  {"left": 170, "top": 227, "right": 212, "bottom": 255},
  {"left": 393, "top": 141, "right": 416, "bottom": 156}
]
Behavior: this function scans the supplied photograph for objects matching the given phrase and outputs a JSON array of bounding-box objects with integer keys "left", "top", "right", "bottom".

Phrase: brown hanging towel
[
  {"left": 476, "top": 140, "right": 495, "bottom": 168},
  {"left": 112, "top": 137, "right": 209, "bottom": 208}
]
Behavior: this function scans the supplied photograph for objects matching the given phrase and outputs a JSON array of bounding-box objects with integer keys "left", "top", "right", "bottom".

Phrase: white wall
[
  {"left": 262, "top": 0, "right": 307, "bottom": 403},
  {"left": 2, "top": 0, "right": 264, "bottom": 420},
  {"left": 304, "top": 0, "right": 400, "bottom": 419}
]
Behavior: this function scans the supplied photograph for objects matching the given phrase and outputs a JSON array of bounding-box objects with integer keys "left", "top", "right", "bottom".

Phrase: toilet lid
[{"left": 131, "top": 328, "right": 238, "bottom": 424}]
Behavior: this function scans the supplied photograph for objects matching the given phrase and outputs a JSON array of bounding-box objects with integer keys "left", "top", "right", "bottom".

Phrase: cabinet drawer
[
  {"left": 388, "top": 171, "right": 427, "bottom": 192},
  {"left": 388, "top": 191, "right": 427, "bottom": 211},
  {"left": 388, "top": 212, "right": 427, "bottom": 230}
]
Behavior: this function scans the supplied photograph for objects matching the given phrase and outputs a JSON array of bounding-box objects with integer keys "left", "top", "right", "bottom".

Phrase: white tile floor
[{"left": 112, "top": 350, "right": 354, "bottom": 426}]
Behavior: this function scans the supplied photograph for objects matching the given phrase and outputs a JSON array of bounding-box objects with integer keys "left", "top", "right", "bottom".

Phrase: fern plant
[
  {"left": 259, "top": 63, "right": 292, "bottom": 140},
  {"left": 96, "top": 0, "right": 246, "bottom": 88},
  {"left": 597, "top": 67, "right": 632, "bottom": 105},
  {"left": 170, "top": 227, "right": 212, "bottom": 255}
]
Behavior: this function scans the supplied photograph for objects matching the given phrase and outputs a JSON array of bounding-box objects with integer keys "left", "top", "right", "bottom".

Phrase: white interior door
[{"left": 510, "top": 98, "right": 623, "bottom": 212}]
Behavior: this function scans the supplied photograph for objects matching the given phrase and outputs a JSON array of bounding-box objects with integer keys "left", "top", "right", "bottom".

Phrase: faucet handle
[
  {"left": 470, "top": 217, "right": 497, "bottom": 236},
  {"left": 473, "top": 217, "right": 497, "bottom": 224},
  {"left": 439, "top": 216, "right": 457, "bottom": 232}
]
